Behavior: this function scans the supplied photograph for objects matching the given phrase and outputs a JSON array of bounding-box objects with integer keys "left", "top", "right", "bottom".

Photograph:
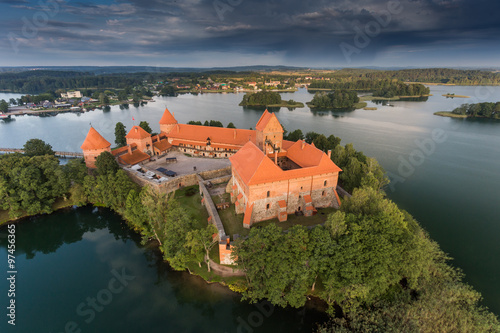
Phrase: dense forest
[
  {"left": 309, "top": 79, "right": 430, "bottom": 98},
  {"left": 332, "top": 68, "right": 500, "bottom": 85},
  {"left": 451, "top": 102, "right": 500, "bottom": 119},
  {"left": 239, "top": 91, "right": 282, "bottom": 106},
  {"left": 372, "top": 81, "right": 430, "bottom": 98},
  {"left": 308, "top": 90, "right": 360, "bottom": 109},
  {"left": 0, "top": 70, "right": 148, "bottom": 94}
]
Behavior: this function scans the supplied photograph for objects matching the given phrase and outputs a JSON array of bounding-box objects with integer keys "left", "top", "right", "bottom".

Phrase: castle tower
[
  {"left": 255, "top": 110, "right": 283, "bottom": 154},
  {"left": 81, "top": 126, "right": 111, "bottom": 168},
  {"left": 159, "top": 107, "right": 178, "bottom": 134},
  {"left": 125, "top": 126, "right": 153, "bottom": 154}
]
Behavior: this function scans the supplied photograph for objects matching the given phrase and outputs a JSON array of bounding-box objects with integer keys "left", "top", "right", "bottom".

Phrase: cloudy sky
[{"left": 1, "top": 0, "right": 499, "bottom": 68}]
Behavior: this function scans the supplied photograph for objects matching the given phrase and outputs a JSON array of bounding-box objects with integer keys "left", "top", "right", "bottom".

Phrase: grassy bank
[
  {"left": 434, "top": 111, "right": 468, "bottom": 118},
  {"left": 0, "top": 197, "right": 75, "bottom": 226}
]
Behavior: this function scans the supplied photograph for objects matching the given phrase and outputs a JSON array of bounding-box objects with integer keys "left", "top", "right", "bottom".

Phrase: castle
[{"left": 81, "top": 108, "right": 342, "bottom": 227}]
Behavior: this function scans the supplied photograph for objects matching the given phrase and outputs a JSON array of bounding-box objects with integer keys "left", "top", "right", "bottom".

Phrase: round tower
[{"left": 159, "top": 107, "right": 178, "bottom": 134}]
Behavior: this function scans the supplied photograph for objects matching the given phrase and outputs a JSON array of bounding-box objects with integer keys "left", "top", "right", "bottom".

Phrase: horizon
[{"left": 1, "top": 1, "right": 499, "bottom": 68}]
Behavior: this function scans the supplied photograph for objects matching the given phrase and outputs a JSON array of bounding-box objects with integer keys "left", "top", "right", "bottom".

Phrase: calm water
[
  {"left": 0, "top": 207, "right": 327, "bottom": 332},
  {"left": 0, "top": 85, "right": 499, "bottom": 330}
]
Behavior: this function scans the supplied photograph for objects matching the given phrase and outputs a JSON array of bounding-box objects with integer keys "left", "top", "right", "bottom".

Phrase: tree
[
  {"left": 286, "top": 129, "right": 304, "bottom": 142},
  {"left": 186, "top": 224, "right": 218, "bottom": 271},
  {"left": 235, "top": 224, "right": 311, "bottom": 308},
  {"left": 114, "top": 122, "right": 127, "bottom": 147},
  {"left": 0, "top": 99, "right": 8, "bottom": 112},
  {"left": 23, "top": 138, "right": 54, "bottom": 156},
  {"left": 95, "top": 151, "right": 119, "bottom": 175},
  {"left": 188, "top": 121, "right": 202, "bottom": 125},
  {"left": 227, "top": 122, "right": 236, "bottom": 128},
  {"left": 0, "top": 154, "right": 69, "bottom": 218},
  {"left": 9, "top": 98, "right": 16, "bottom": 105},
  {"left": 139, "top": 121, "right": 152, "bottom": 134},
  {"left": 99, "top": 93, "right": 109, "bottom": 104},
  {"left": 117, "top": 90, "right": 128, "bottom": 101},
  {"left": 63, "top": 158, "right": 88, "bottom": 184},
  {"left": 161, "top": 199, "right": 196, "bottom": 270}
]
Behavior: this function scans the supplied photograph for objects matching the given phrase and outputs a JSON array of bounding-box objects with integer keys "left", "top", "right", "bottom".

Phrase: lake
[{"left": 1, "top": 85, "right": 499, "bottom": 331}]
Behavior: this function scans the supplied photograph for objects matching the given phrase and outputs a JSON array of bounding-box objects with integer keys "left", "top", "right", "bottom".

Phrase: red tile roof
[
  {"left": 126, "top": 126, "right": 151, "bottom": 140},
  {"left": 159, "top": 107, "right": 177, "bottom": 125},
  {"left": 118, "top": 150, "right": 150, "bottom": 165},
  {"left": 255, "top": 110, "right": 283, "bottom": 132},
  {"left": 230, "top": 141, "right": 341, "bottom": 186},
  {"left": 111, "top": 146, "right": 129, "bottom": 156},
  {"left": 81, "top": 127, "right": 111, "bottom": 151},
  {"left": 168, "top": 124, "right": 255, "bottom": 147},
  {"left": 153, "top": 139, "right": 172, "bottom": 152},
  {"left": 243, "top": 203, "right": 253, "bottom": 226}
]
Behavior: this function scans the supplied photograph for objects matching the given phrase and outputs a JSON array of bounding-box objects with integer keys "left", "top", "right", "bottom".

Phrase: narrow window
[
  {"left": 324, "top": 180, "right": 327, "bottom": 186},
  {"left": 267, "top": 191, "right": 270, "bottom": 197},
  {"left": 266, "top": 203, "right": 270, "bottom": 209},
  {"left": 322, "top": 191, "right": 325, "bottom": 196}
]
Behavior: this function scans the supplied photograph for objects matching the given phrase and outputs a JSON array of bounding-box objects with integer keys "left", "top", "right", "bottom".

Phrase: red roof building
[{"left": 81, "top": 127, "right": 111, "bottom": 168}]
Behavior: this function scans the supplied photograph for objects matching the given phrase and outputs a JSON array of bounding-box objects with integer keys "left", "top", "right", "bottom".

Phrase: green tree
[
  {"left": 63, "top": 158, "right": 88, "bottom": 184},
  {"left": 117, "top": 90, "right": 128, "bottom": 101},
  {"left": 114, "top": 122, "right": 127, "bottom": 147},
  {"left": 286, "top": 129, "right": 304, "bottom": 142},
  {"left": 227, "top": 122, "right": 236, "bottom": 128},
  {"left": 95, "top": 151, "right": 119, "bottom": 175},
  {"left": 139, "top": 121, "right": 152, "bottom": 134},
  {"left": 235, "top": 224, "right": 311, "bottom": 308},
  {"left": 23, "top": 138, "right": 55, "bottom": 156},
  {"left": 186, "top": 224, "right": 218, "bottom": 271},
  {"left": 161, "top": 199, "right": 196, "bottom": 270},
  {"left": 0, "top": 99, "right": 8, "bottom": 112}
]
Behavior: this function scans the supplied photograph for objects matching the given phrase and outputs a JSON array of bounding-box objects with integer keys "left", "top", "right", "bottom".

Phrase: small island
[
  {"left": 239, "top": 91, "right": 304, "bottom": 108},
  {"left": 306, "top": 90, "right": 362, "bottom": 109},
  {"left": 442, "top": 93, "right": 470, "bottom": 98},
  {"left": 434, "top": 102, "right": 500, "bottom": 119}
]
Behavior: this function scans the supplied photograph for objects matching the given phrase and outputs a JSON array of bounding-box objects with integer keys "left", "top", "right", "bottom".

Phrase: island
[
  {"left": 238, "top": 91, "right": 304, "bottom": 108},
  {"left": 434, "top": 102, "right": 500, "bottom": 119},
  {"left": 306, "top": 90, "right": 363, "bottom": 109},
  {"left": 442, "top": 93, "right": 470, "bottom": 98}
]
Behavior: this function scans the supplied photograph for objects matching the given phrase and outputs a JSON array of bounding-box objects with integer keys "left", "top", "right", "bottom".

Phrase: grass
[
  {"left": 253, "top": 207, "right": 338, "bottom": 231},
  {"left": 186, "top": 261, "right": 246, "bottom": 286},
  {"left": 216, "top": 195, "right": 249, "bottom": 238},
  {"left": 434, "top": 111, "right": 468, "bottom": 118},
  {"left": 353, "top": 102, "right": 367, "bottom": 109},
  {"left": 174, "top": 185, "right": 210, "bottom": 229},
  {"left": 363, "top": 107, "right": 377, "bottom": 110}
]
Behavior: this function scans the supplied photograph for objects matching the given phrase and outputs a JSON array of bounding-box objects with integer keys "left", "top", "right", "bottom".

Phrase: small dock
[{"left": 0, "top": 148, "right": 83, "bottom": 158}]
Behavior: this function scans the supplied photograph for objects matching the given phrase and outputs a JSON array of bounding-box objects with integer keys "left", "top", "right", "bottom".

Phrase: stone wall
[{"left": 125, "top": 166, "right": 231, "bottom": 194}]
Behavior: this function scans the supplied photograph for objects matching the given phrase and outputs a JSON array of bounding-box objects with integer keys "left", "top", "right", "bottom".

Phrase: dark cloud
[{"left": 0, "top": 0, "right": 499, "bottom": 66}]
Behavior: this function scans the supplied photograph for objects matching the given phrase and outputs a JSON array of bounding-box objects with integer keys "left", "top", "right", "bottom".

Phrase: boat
[{"left": 0, "top": 112, "right": 11, "bottom": 119}]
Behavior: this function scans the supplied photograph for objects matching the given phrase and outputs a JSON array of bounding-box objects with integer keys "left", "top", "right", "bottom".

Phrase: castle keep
[{"left": 81, "top": 108, "right": 342, "bottom": 226}]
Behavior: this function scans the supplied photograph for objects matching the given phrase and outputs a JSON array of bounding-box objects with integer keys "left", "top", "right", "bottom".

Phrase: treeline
[
  {"left": 332, "top": 68, "right": 500, "bottom": 85},
  {"left": 452, "top": 102, "right": 500, "bottom": 119},
  {"left": 309, "top": 79, "right": 398, "bottom": 91},
  {"left": 373, "top": 82, "right": 430, "bottom": 98},
  {"left": 0, "top": 71, "right": 146, "bottom": 94},
  {"left": 309, "top": 79, "right": 430, "bottom": 98},
  {"left": 308, "top": 90, "right": 359, "bottom": 109},
  {"left": 239, "top": 91, "right": 282, "bottom": 106},
  {"left": 235, "top": 187, "right": 500, "bottom": 332}
]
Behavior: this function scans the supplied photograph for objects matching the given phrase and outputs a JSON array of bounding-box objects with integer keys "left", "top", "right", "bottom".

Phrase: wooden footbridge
[{"left": 0, "top": 148, "right": 83, "bottom": 158}]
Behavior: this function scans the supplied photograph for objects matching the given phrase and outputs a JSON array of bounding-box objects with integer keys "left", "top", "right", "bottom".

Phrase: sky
[{"left": 0, "top": 0, "right": 499, "bottom": 68}]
